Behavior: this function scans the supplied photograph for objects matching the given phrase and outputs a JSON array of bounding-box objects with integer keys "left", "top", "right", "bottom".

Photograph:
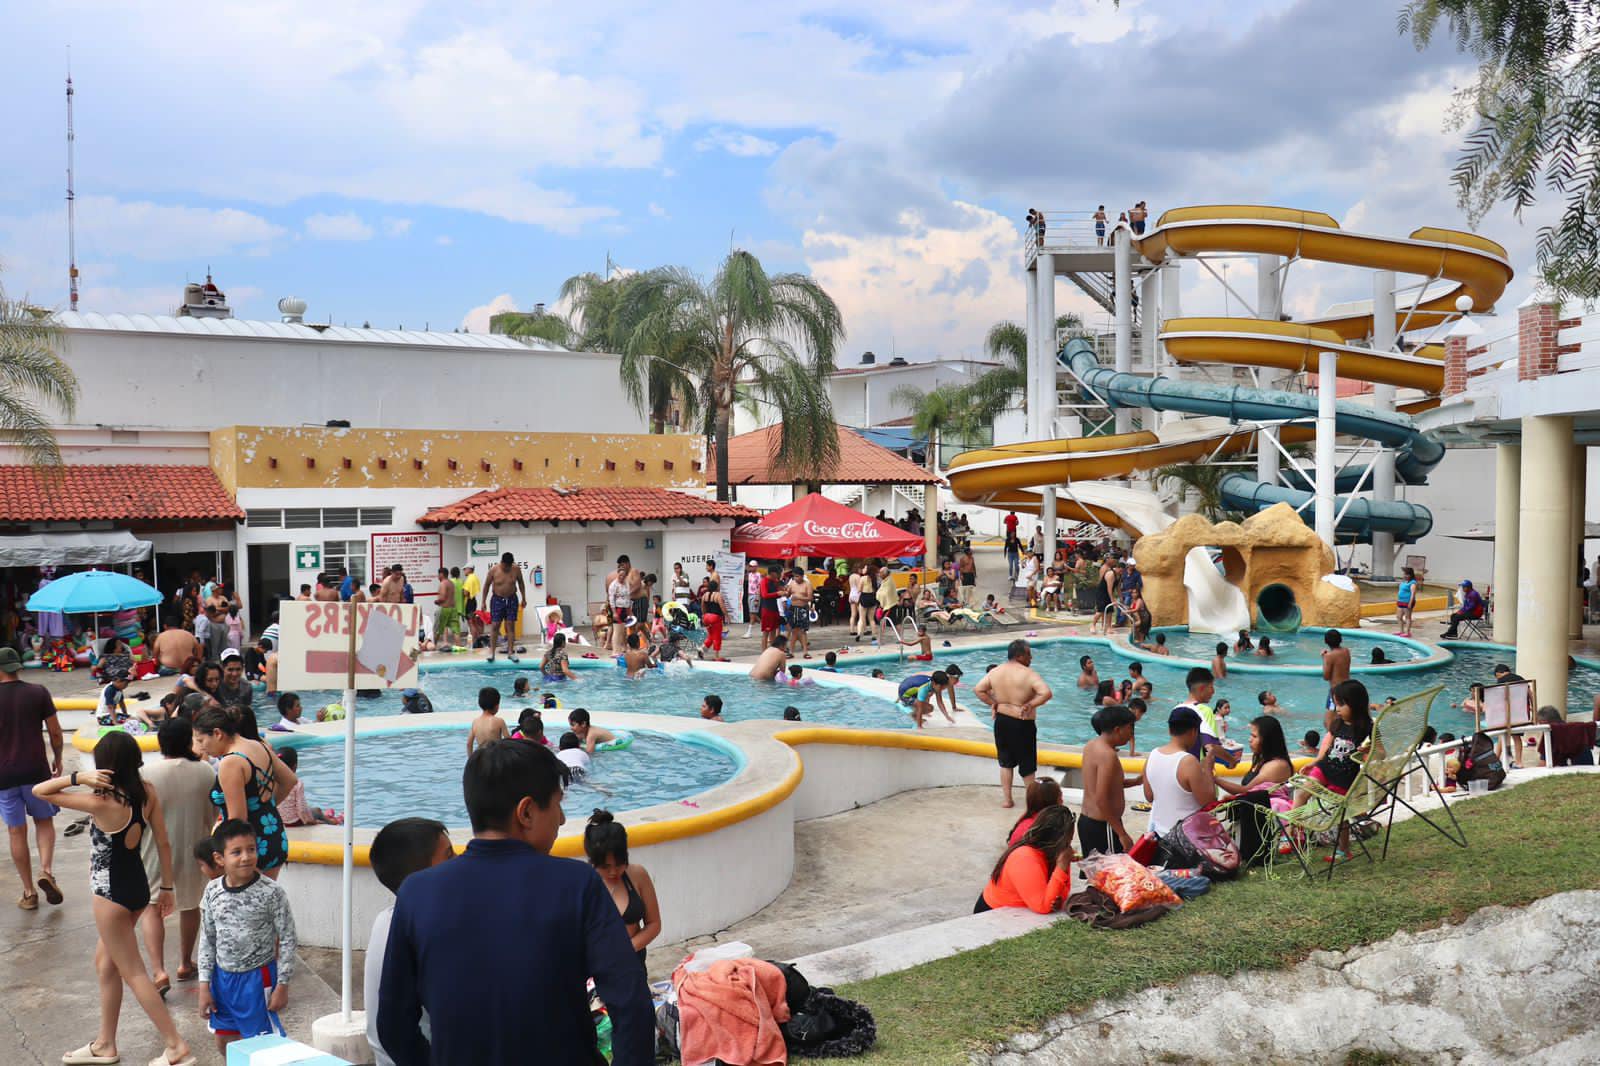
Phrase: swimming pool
[
  {"left": 1149, "top": 627, "right": 1429, "bottom": 666},
  {"left": 261, "top": 659, "right": 910, "bottom": 734},
  {"left": 281, "top": 725, "right": 741, "bottom": 827},
  {"left": 839, "top": 635, "right": 1600, "bottom": 748}
]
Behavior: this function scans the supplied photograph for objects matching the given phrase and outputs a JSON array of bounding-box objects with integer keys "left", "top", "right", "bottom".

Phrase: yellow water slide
[{"left": 946, "top": 205, "right": 1511, "bottom": 535}]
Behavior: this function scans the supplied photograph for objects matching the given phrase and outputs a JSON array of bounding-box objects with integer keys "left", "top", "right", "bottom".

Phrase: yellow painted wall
[
  {"left": 210, "top": 430, "right": 239, "bottom": 494},
  {"left": 209, "top": 426, "right": 706, "bottom": 491}
]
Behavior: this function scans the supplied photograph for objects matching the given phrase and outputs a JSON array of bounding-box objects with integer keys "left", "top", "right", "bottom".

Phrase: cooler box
[{"left": 226, "top": 1035, "right": 350, "bottom": 1066}]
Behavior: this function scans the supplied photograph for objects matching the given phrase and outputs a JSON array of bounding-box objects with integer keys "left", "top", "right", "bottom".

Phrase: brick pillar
[
  {"left": 1518, "top": 299, "right": 1562, "bottom": 380},
  {"left": 1444, "top": 334, "right": 1469, "bottom": 395}
]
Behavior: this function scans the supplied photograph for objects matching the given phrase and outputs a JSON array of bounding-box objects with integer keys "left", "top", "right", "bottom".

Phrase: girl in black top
[
  {"left": 585, "top": 811, "right": 661, "bottom": 970},
  {"left": 1290, "top": 679, "right": 1373, "bottom": 861}
]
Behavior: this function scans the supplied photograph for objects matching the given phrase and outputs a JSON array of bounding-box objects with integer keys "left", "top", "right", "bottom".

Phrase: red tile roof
[
  {"left": 726, "top": 426, "right": 942, "bottom": 486},
  {"left": 418, "top": 487, "right": 758, "bottom": 525},
  {"left": 0, "top": 465, "right": 243, "bottom": 523}
]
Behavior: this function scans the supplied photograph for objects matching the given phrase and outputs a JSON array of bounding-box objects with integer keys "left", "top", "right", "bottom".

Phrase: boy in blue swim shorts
[{"left": 198, "top": 819, "right": 298, "bottom": 1052}]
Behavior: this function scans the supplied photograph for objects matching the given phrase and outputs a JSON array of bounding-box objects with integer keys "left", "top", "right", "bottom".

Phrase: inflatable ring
[
  {"left": 540, "top": 696, "right": 564, "bottom": 709},
  {"left": 596, "top": 730, "right": 633, "bottom": 752},
  {"left": 251, "top": 679, "right": 267, "bottom": 692}
]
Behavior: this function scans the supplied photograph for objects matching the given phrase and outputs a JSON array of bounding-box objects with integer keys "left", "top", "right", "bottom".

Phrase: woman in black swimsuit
[
  {"left": 194, "top": 707, "right": 297, "bottom": 878},
  {"left": 35, "top": 732, "right": 194, "bottom": 1066},
  {"left": 584, "top": 810, "right": 661, "bottom": 970}
]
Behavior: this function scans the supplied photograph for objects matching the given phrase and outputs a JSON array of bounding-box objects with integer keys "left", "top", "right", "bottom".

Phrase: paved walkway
[{"left": 0, "top": 749, "right": 341, "bottom": 1066}]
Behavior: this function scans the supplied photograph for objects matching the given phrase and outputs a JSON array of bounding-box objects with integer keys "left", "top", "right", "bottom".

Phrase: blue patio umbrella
[
  {"left": 27, "top": 570, "right": 163, "bottom": 643},
  {"left": 27, "top": 570, "right": 162, "bottom": 614}
]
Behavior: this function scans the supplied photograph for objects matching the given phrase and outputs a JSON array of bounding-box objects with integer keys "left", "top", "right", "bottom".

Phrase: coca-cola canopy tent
[{"left": 731, "top": 493, "right": 926, "bottom": 560}]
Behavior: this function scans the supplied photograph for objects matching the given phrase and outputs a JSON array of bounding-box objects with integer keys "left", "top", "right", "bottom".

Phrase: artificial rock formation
[{"left": 1132, "top": 502, "right": 1360, "bottom": 629}]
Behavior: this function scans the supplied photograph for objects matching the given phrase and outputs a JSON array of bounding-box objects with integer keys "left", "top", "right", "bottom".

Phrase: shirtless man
[
  {"left": 1321, "top": 629, "right": 1351, "bottom": 728},
  {"left": 378, "top": 565, "right": 407, "bottom": 604},
  {"left": 313, "top": 573, "right": 340, "bottom": 603},
  {"left": 1080, "top": 704, "right": 1140, "bottom": 854},
  {"left": 433, "top": 567, "right": 458, "bottom": 645},
  {"left": 973, "top": 639, "right": 1053, "bottom": 808},
  {"left": 785, "top": 571, "right": 814, "bottom": 659},
  {"left": 604, "top": 556, "right": 642, "bottom": 657},
  {"left": 749, "top": 635, "right": 789, "bottom": 681},
  {"left": 481, "top": 552, "right": 528, "bottom": 663},
  {"left": 152, "top": 619, "right": 201, "bottom": 675}
]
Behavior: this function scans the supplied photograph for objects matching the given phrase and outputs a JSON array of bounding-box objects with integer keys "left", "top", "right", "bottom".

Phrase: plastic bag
[
  {"left": 682, "top": 940, "right": 753, "bottom": 973},
  {"left": 1080, "top": 853, "right": 1182, "bottom": 913}
]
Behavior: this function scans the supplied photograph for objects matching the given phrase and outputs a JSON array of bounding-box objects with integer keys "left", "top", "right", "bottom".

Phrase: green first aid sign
[{"left": 295, "top": 545, "right": 321, "bottom": 570}]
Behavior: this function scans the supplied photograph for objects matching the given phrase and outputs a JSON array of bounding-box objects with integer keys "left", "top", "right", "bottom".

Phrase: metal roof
[{"left": 55, "top": 311, "right": 569, "bottom": 352}]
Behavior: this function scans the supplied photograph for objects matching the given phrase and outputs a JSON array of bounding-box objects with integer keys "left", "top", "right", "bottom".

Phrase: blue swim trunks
[
  {"left": 490, "top": 594, "right": 518, "bottom": 623},
  {"left": 208, "top": 961, "right": 284, "bottom": 1039}
]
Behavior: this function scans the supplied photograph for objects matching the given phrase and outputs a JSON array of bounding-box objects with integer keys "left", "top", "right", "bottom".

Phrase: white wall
[{"left": 58, "top": 327, "right": 644, "bottom": 434}]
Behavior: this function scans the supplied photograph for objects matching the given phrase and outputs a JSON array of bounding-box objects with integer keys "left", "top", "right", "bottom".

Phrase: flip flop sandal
[
  {"left": 174, "top": 966, "right": 197, "bottom": 981},
  {"left": 154, "top": 979, "right": 171, "bottom": 999},
  {"left": 37, "top": 874, "right": 63, "bottom": 905},
  {"left": 148, "top": 1055, "right": 195, "bottom": 1066},
  {"left": 17, "top": 891, "right": 38, "bottom": 911},
  {"left": 64, "top": 817, "right": 91, "bottom": 837},
  {"left": 62, "top": 1043, "right": 120, "bottom": 1065}
]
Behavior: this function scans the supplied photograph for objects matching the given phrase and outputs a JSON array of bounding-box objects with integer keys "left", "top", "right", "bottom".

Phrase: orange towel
[{"left": 674, "top": 957, "right": 791, "bottom": 1065}]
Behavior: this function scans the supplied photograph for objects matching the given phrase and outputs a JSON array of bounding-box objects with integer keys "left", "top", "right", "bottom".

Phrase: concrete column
[
  {"left": 1139, "top": 269, "right": 1160, "bottom": 430},
  {"left": 924, "top": 481, "right": 939, "bottom": 565},
  {"left": 1035, "top": 257, "right": 1058, "bottom": 549},
  {"left": 1160, "top": 261, "right": 1183, "bottom": 426},
  {"left": 1315, "top": 352, "right": 1338, "bottom": 546},
  {"left": 1573, "top": 445, "right": 1587, "bottom": 638},
  {"left": 1493, "top": 443, "right": 1520, "bottom": 644},
  {"left": 1025, "top": 264, "right": 1039, "bottom": 438},
  {"left": 1516, "top": 415, "right": 1575, "bottom": 715},
  {"left": 1113, "top": 227, "right": 1133, "bottom": 435},
  {"left": 1256, "top": 254, "right": 1283, "bottom": 488},
  {"left": 1370, "top": 271, "right": 1397, "bottom": 579}
]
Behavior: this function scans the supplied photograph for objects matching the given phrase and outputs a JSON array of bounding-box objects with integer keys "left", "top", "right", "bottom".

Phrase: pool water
[
  {"left": 1151, "top": 627, "right": 1427, "bottom": 666},
  {"left": 842, "top": 638, "right": 1600, "bottom": 748},
  {"left": 282, "top": 727, "right": 740, "bottom": 827},
  {"left": 261, "top": 661, "right": 909, "bottom": 734}
]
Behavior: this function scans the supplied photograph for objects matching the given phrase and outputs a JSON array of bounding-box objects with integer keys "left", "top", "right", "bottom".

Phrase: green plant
[
  {"left": 1401, "top": 0, "right": 1600, "bottom": 301},
  {"left": 624, "top": 251, "right": 844, "bottom": 500},
  {"left": 1154, "top": 461, "right": 1231, "bottom": 519},
  {"left": 0, "top": 282, "right": 78, "bottom": 466}
]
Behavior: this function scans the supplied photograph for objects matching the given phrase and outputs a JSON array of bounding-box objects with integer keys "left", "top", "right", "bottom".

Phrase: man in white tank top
[{"left": 1142, "top": 706, "right": 1218, "bottom": 837}]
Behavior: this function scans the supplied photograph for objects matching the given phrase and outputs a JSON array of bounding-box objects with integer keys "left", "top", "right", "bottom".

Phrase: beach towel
[{"left": 675, "top": 957, "right": 791, "bottom": 1066}]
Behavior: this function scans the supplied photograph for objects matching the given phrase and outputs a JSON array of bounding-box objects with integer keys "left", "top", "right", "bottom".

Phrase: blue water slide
[{"left": 1058, "top": 338, "right": 1439, "bottom": 542}]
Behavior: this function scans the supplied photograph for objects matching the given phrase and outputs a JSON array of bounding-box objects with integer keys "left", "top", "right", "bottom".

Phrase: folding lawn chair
[{"left": 1270, "top": 685, "right": 1461, "bottom": 882}]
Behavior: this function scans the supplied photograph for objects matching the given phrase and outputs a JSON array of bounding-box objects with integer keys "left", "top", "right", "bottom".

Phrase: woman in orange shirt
[{"left": 977, "top": 805, "right": 1076, "bottom": 913}]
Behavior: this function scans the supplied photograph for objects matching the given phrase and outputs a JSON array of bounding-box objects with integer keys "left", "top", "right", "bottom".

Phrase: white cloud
[
  {"left": 382, "top": 217, "right": 413, "bottom": 237},
  {"left": 801, "top": 201, "right": 1100, "bottom": 360},
  {"left": 305, "top": 213, "right": 375, "bottom": 241},
  {"left": 648, "top": 202, "right": 668, "bottom": 218},
  {"left": 435, "top": 235, "right": 454, "bottom": 246},
  {"left": 459, "top": 293, "right": 519, "bottom": 334},
  {"left": 694, "top": 128, "right": 780, "bottom": 157}
]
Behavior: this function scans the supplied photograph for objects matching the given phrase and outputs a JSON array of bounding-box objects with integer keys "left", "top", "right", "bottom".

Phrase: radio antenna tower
[{"left": 66, "top": 61, "right": 79, "bottom": 311}]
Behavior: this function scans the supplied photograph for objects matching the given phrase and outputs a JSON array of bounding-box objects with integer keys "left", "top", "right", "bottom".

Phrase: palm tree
[
  {"left": 625, "top": 251, "right": 844, "bottom": 501},
  {"left": 891, "top": 382, "right": 987, "bottom": 473},
  {"left": 0, "top": 281, "right": 78, "bottom": 466},
  {"left": 964, "top": 312, "right": 1085, "bottom": 423},
  {"left": 493, "top": 308, "right": 575, "bottom": 348},
  {"left": 1153, "top": 461, "right": 1231, "bottom": 520},
  {"left": 564, "top": 272, "right": 700, "bottom": 435}
]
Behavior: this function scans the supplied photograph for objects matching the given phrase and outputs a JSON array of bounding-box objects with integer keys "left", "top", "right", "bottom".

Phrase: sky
[{"left": 0, "top": 0, "right": 1556, "bottom": 361}]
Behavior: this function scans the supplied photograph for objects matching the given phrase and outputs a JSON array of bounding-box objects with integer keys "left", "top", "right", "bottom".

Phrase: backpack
[{"left": 1159, "top": 810, "right": 1240, "bottom": 879}]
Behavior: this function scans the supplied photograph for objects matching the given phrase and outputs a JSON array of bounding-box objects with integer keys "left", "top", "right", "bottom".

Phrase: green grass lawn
[{"left": 834, "top": 775, "right": 1600, "bottom": 1064}]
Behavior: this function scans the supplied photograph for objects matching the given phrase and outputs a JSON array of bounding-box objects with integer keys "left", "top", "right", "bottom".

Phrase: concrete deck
[{"left": 0, "top": 750, "right": 341, "bottom": 1066}]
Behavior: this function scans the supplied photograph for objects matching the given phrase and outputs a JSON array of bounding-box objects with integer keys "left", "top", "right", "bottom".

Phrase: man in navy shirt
[{"left": 378, "top": 739, "right": 652, "bottom": 1064}]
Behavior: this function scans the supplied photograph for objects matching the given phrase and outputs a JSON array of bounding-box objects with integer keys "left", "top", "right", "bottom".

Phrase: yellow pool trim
[
  {"left": 87, "top": 718, "right": 1284, "bottom": 869},
  {"left": 1360, "top": 594, "right": 1450, "bottom": 618},
  {"left": 56, "top": 698, "right": 99, "bottom": 711}
]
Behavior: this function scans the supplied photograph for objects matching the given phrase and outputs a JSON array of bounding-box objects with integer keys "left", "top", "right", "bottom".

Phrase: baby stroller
[{"left": 656, "top": 600, "right": 706, "bottom": 660}]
